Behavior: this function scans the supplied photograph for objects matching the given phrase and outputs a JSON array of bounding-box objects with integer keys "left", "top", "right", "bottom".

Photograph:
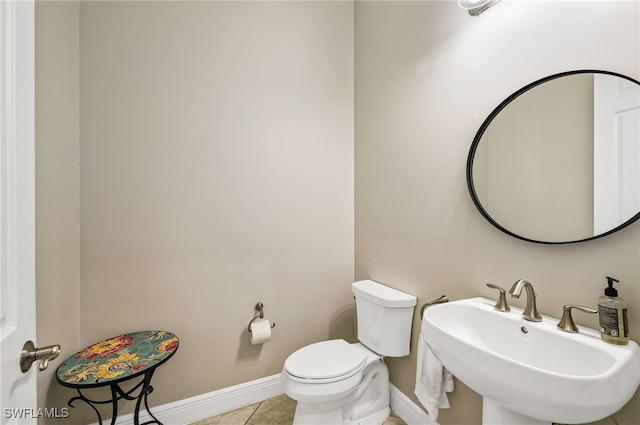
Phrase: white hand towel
[{"left": 414, "top": 335, "right": 454, "bottom": 421}]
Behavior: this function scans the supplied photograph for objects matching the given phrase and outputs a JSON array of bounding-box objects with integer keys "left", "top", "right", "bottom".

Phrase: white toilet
[{"left": 281, "top": 280, "right": 417, "bottom": 425}]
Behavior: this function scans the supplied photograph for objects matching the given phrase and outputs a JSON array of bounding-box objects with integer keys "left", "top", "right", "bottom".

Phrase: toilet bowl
[
  {"left": 281, "top": 280, "right": 416, "bottom": 425},
  {"left": 281, "top": 340, "right": 390, "bottom": 425}
]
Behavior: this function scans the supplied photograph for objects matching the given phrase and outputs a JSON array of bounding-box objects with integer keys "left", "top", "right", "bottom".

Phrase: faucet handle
[
  {"left": 556, "top": 304, "right": 597, "bottom": 333},
  {"left": 486, "top": 283, "right": 511, "bottom": 312}
]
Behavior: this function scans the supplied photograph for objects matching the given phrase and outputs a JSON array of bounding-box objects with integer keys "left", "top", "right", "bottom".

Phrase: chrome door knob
[{"left": 20, "top": 340, "right": 61, "bottom": 372}]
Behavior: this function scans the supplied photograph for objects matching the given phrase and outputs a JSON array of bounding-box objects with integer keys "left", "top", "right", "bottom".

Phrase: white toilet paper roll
[{"left": 249, "top": 318, "right": 272, "bottom": 345}]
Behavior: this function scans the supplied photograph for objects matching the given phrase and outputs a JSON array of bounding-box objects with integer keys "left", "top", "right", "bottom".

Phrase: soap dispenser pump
[{"left": 598, "top": 276, "right": 629, "bottom": 345}]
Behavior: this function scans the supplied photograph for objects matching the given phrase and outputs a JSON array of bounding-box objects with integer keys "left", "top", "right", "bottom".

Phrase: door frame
[{"left": 1, "top": 0, "right": 37, "bottom": 422}]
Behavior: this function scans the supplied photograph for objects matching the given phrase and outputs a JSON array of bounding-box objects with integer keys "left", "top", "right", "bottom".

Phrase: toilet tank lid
[{"left": 352, "top": 280, "right": 417, "bottom": 308}]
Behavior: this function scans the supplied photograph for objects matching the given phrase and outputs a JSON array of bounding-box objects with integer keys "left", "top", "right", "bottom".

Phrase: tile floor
[{"left": 189, "top": 394, "right": 407, "bottom": 425}]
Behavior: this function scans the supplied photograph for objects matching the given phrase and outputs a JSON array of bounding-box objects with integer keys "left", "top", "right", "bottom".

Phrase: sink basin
[{"left": 421, "top": 297, "right": 640, "bottom": 424}]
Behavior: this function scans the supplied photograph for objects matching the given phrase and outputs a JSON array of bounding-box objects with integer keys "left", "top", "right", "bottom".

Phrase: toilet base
[
  {"left": 344, "top": 406, "right": 390, "bottom": 425},
  {"left": 291, "top": 361, "right": 390, "bottom": 425}
]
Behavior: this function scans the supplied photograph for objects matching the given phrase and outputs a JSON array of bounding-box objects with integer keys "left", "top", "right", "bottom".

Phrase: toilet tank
[{"left": 352, "top": 280, "right": 417, "bottom": 357}]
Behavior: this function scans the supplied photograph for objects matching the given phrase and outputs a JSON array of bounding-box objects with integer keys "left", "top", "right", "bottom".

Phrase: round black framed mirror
[{"left": 467, "top": 70, "right": 640, "bottom": 244}]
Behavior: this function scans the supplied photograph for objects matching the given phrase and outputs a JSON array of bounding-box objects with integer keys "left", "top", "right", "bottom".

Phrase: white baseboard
[
  {"left": 92, "top": 374, "right": 436, "bottom": 425},
  {"left": 91, "top": 374, "right": 284, "bottom": 425},
  {"left": 389, "top": 385, "right": 437, "bottom": 425}
]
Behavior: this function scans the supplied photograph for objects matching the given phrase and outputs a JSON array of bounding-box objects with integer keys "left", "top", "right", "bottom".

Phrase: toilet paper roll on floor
[{"left": 249, "top": 318, "right": 272, "bottom": 345}]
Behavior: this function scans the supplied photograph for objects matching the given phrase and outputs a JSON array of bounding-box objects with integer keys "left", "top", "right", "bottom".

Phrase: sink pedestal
[{"left": 483, "top": 398, "right": 550, "bottom": 425}]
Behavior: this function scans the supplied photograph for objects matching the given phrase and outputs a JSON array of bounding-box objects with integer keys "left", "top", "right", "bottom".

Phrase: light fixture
[{"left": 458, "top": 0, "right": 501, "bottom": 16}]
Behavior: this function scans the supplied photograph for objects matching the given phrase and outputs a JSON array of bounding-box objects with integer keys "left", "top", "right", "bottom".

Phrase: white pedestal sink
[
  {"left": 421, "top": 297, "right": 640, "bottom": 425},
  {"left": 483, "top": 398, "right": 550, "bottom": 425}
]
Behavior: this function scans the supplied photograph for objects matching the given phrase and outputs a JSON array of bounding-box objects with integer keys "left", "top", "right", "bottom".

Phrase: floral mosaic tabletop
[{"left": 56, "top": 330, "right": 179, "bottom": 388}]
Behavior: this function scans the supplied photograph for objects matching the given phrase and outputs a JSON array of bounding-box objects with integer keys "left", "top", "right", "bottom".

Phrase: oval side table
[{"left": 56, "top": 330, "right": 179, "bottom": 425}]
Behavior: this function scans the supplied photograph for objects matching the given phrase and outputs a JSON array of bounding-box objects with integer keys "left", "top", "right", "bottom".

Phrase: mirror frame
[{"left": 466, "top": 69, "right": 640, "bottom": 244}]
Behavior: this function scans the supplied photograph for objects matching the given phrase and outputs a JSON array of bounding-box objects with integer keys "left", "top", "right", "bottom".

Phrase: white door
[
  {"left": 593, "top": 73, "right": 640, "bottom": 234},
  {"left": 1, "top": 1, "right": 37, "bottom": 424}
]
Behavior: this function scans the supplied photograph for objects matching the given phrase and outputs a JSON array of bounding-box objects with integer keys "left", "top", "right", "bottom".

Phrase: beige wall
[
  {"left": 78, "top": 0, "right": 355, "bottom": 420},
  {"left": 36, "top": 1, "right": 354, "bottom": 423},
  {"left": 35, "top": 1, "right": 81, "bottom": 423},
  {"left": 355, "top": 1, "right": 639, "bottom": 425}
]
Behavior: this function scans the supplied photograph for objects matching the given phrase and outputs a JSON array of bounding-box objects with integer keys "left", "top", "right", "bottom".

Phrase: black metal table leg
[
  {"left": 67, "top": 370, "right": 163, "bottom": 425},
  {"left": 133, "top": 369, "right": 162, "bottom": 425}
]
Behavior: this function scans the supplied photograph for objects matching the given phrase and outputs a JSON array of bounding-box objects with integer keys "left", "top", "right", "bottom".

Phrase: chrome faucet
[
  {"left": 486, "top": 283, "right": 510, "bottom": 312},
  {"left": 509, "top": 279, "right": 542, "bottom": 322},
  {"left": 556, "top": 304, "right": 597, "bottom": 333}
]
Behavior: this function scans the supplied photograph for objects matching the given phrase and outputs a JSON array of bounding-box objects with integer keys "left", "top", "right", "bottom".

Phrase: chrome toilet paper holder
[{"left": 248, "top": 302, "right": 276, "bottom": 333}]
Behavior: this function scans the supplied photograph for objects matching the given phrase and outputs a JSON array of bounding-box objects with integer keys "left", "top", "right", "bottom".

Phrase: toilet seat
[{"left": 284, "top": 340, "right": 367, "bottom": 383}]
